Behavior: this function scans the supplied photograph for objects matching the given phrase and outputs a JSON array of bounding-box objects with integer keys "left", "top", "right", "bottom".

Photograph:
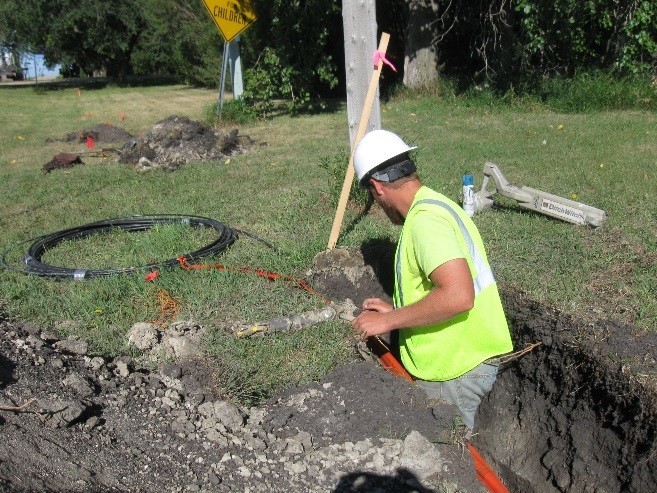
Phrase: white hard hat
[{"left": 353, "top": 130, "right": 417, "bottom": 187}]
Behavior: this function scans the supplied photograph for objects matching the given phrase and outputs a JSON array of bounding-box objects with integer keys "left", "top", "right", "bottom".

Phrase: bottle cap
[{"left": 462, "top": 174, "right": 474, "bottom": 186}]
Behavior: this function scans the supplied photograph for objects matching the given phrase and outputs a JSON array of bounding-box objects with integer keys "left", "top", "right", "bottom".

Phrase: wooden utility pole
[{"left": 342, "top": 0, "right": 380, "bottom": 145}]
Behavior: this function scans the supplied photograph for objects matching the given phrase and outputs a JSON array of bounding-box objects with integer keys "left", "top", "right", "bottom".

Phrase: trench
[
  {"left": 475, "top": 289, "right": 657, "bottom": 493},
  {"left": 313, "top": 246, "right": 657, "bottom": 493}
]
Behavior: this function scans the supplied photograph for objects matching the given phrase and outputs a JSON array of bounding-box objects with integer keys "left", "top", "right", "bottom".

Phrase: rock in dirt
[
  {"left": 53, "top": 338, "right": 88, "bottom": 355},
  {"left": 126, "top": 321, "right": 160, "bottom": 350}
]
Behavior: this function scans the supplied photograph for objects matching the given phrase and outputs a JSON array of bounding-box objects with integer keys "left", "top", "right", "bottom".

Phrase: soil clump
[
  {"left": 42, "top": 153, "right": 84, "bottom": 173},
  {"left": 64, "top": 123, "right": 134, "bottom": 145}
]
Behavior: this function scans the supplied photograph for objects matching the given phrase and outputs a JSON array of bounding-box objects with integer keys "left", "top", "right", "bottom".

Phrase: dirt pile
[
  {"left": 42, "top": 117, "right": 260, "bottom": 173},
  {"left": 118, "top": 116, "right": 259, "bottom": 171},
  {"left": 306, "top": 242, "right": 395, "bottom": 308},
  {"left": 0, "top": 315, "right": 482, "bottom": 493},
  {"left": 64, "top": 123, "right": 133, "bottom": 145}
]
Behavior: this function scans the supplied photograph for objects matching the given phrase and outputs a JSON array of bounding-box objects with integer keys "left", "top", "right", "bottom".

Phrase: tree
[
  {"left": 514, "top": 0, "right": 657, "bottom": 76},
  {"left": 402, "top": 0, "right": 442, "bottom": 88},
  {"left": 237, "top": 0, "right": 342, "bottom": 114},
  {"left": 397, "top": 0, "right": 657, "bottom": 89},
  {"left": 130, "top": 0, "right": 223, "bottom": 85},
  {"left": 1, "top": 0, "right": 147, "bottom": 78},
  {"left": 0, "top": 0, "right": 39, "bottom": 74},
  {"left": 40, "top": 0, "right": 147, "bottom": 77}
]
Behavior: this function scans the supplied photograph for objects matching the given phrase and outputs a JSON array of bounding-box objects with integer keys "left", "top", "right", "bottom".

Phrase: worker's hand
[
  {"left": 361, "top": 298, "right": 393, "bottom": 314},
  {"left": 352, "top": 298, "right": 394, "bottom": 340}
]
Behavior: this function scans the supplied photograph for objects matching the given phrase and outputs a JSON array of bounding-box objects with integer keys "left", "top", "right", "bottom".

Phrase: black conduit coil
[{"left": 4, "top": 214, "right": 239, "bottom": 280}]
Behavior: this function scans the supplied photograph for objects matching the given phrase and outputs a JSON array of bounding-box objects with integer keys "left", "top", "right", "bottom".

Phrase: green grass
[
  {"left": 1, "top": 78, "right": 655, "bottom": 404},
  {"left": 36, "top": 222, "right": 221, "bottom": 270}
]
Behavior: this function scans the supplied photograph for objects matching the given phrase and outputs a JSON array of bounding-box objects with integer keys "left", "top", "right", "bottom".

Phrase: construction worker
[{"left": 351, "top": 129, "right": 513, "bottom": 436}]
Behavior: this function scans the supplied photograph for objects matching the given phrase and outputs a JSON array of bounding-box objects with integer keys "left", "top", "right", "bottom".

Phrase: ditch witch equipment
[{"left": 473, "top": 162, "right": 607, "bottom": 227}]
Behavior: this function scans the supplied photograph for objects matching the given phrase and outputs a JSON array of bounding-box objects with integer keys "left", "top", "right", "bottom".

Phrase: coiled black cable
[{"left": 2, "top": 214, "right": 241, "bottom": 280}]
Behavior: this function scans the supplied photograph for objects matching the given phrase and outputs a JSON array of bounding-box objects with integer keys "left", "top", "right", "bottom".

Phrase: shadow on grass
[
  {"left": 0, "top": 75, "right": 183, "bottom": 92},
  {"left": 336, "top": 193, "right": 375, "bottom": 245}
]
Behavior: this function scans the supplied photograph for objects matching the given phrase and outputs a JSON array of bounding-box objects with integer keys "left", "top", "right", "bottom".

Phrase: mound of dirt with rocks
[
  {"left": 0, "top": 316, "right": 482, "bottom": 493},
  {"left": 118, "top": 116, "right": 260, "bottom": 171},
  {"left": 43, "top": 117, "right": 261, "bottom": 174}
]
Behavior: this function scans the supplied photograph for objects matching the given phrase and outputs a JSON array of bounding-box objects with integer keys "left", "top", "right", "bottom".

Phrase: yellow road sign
[{"left": 202, "top": 0, "right": 257, "bottom": 43}]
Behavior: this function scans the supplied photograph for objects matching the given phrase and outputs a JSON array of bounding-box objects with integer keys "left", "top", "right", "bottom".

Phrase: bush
[
  {"left": 204, "top": 99, "right": 257, "bottom": 126},
  {"left": 538, "top": 72, "right": 657, "bottom": 112}
]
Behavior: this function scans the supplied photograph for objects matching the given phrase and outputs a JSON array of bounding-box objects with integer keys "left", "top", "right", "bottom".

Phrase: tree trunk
[
  {"left": 342, "top": 0, "right": 381, "bottom": 148},
  {"left": 403, "top": 0, "right": 441, "bottom": 88}
]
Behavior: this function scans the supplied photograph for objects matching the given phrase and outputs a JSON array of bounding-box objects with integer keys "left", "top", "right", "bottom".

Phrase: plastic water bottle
[{"left": 462, "top": 174, "right": 475, "bottom": 217}]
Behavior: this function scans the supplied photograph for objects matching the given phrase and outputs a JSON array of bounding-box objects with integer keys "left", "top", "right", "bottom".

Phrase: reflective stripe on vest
[{"left": 395, "top": 198, "right": 495, "bottom": 307}]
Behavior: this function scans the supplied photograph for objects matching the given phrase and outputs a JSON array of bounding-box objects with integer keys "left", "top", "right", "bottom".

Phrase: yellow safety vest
[{"left": 394, "top": 187, "right": 513, "bottom": 381}]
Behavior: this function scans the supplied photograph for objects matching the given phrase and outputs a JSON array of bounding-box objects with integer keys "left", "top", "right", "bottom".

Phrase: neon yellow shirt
[{"left": 394, "top": 186, "right": 513, "bottom": 381}]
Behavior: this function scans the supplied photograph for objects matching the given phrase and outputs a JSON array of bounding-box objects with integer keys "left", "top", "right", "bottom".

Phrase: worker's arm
[{"left": 351, "top": 258, "right": 474, "bottom": 339}]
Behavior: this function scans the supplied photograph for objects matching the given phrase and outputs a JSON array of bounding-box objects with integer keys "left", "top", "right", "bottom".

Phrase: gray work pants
[{"left": 415, "top": 361, "right": 499, "bottom": 431}]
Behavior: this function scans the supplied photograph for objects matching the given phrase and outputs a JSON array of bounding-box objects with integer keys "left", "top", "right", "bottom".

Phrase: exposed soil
[
  {"left": 479, "top": 289, "right": 657, "bottom": 492},
  {"left": 42, "top": 117, "right": 261, "bottom": 173},
  {"left": 2, "top": 248, "right": 657, "bottom": 492},
  {"left": 118, "top": 116, "right": 261, "bottom": 171},
  {"left": 65, "top": 123, "right": 134, "bottom": 145},
  {"left": 0, "top": 314, "right": 481, "bottom": 493}
]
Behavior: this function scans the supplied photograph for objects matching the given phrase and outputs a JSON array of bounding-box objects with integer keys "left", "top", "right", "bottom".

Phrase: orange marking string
[
  {"left": 153, "top": 288, "right": 179, "bottom": 327},
  {"left": 177, "top": 257, "right": 331, "bottom": 304},
  {"left": 367, "top": 336, "right": 414, "bottom": 382}
]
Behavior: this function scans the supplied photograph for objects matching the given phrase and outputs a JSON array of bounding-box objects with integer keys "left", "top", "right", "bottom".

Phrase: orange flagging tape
[
  {"left": 176, "top": 257, "right": 332, "bottom": 304},
  {"left": 466, "top": 442, "right": 510, "bottom": 493}
]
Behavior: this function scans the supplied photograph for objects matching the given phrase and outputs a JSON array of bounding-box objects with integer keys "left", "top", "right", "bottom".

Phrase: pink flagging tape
[{"left": 373, "top": 50, "right": 397, "bottom": 72}]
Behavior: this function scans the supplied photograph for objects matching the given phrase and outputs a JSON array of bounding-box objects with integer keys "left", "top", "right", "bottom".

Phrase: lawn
[{"left": 1, "top": 79, "right": 655, "bottom": 403}]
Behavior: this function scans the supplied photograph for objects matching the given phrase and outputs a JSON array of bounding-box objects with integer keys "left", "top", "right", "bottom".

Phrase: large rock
[{"left": 127, "top": 322, "right": 159, "bottom": 350}]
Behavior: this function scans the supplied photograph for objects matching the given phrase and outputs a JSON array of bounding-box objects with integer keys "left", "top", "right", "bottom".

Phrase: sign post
[
  {"left": 218, "top": 42, "right": 230, "bottom": 118},
  {"left": 202, "top": 0, "right": 257, "bottom": 117},
  {"left": 228, "top": 36, "right": 243, "bottom": 99}
]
